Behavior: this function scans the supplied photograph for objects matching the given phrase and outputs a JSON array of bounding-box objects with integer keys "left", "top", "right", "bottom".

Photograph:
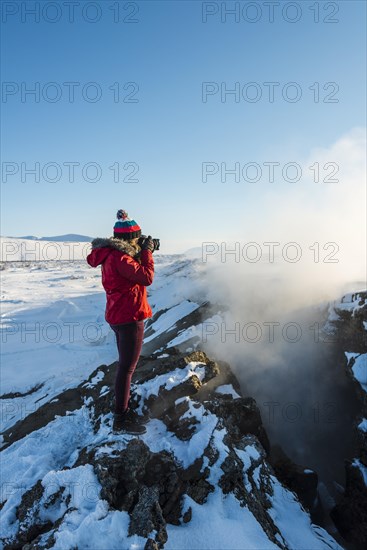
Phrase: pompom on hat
[{"left": 113, "top": 209, "right": 142, "bottom": 240}]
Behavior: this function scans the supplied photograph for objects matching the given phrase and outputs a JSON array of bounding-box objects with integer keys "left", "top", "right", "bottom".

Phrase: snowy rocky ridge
[
  {"left": 1, "top": 349, "right": 343, "bottom": 550},
  {"left": 323, "top": 291, "right": 367, "bottom": 547},
  {"left": 0, "top": 248, "right": 366, "bottom": 549}
]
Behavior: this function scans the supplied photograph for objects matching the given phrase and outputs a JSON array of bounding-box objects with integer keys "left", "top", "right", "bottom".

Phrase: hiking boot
[
  {"left": 124, "top": 406, "right": 150, "bottom": 424},
  {"left": 113, "top": 409, "right": 147, "bottom": 435},
  {"left": 113, "top": 398, "right": 150, "bottom": 424}
]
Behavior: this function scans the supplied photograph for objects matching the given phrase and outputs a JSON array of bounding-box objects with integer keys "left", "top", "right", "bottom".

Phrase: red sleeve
[{"left": 116, "top": 249, "right": 154, "bottom": 286}]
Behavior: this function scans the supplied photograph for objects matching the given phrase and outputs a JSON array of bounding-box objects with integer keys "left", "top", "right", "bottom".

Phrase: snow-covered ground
[
  {"left": 0, "top": 237, "right": 91, "bottom": 262},
  {"left": 1, "top": 359, "right": 343, "bottom": 550},
  {"left": 0, "top": 240, "right": 362, "bottom": 549},
  {"left": 1, "top": 260, "right": 117, "bottom": 432},
  {"left": 0, "top": 247, "right": 206, "bottom": 434}
]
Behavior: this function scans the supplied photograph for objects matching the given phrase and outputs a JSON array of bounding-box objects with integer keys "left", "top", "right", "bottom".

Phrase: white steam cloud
[{"left": 194, "top": 128, "right": 366, "bottom": 484}]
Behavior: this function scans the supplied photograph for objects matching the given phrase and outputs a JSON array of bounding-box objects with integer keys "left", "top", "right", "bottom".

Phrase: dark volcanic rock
[
  {"left": 92, "top": 440, "right": 187, "bottom": 546},
  {"left": 269, "top": 444, "right": 318, "bottom": 512},
  {"left": 331, "top": 459, "right": 367, "bottom": 549},
  {"left": 326, "top": 291, "right": 367, "bottom": 548},
  {"left": 95, "top": 439, "right": 152, "bottom": 511},
  {"left": 2, "top": 347, "right": 325, "bottom": 550},
  {"left": 4, "top": 480, "right": 65, "bottom": 550},
  {"left": 218, "top": 438, "right": 283, "bottom": 547},
  {"left": 134, "top": 349, "right": 218, "bottom": 388},
  {"left": 206, "top": 395, "right": 270, "bottom": 454},
  {"left": 135, "top": 351, "right": 220, "bottom": 425},
  {"left": 129, "top": 485, "right": 167, "bottom": 545}
]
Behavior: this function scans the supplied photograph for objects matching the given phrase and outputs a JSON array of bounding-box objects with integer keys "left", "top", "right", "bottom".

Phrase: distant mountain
[{"left": 15, "top": 234, "right": 93, "bottom": 242}]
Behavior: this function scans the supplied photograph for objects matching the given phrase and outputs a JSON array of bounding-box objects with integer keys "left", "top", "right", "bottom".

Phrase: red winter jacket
[{"left": 86, "top": 237, "right": 154, "bottom": 325}]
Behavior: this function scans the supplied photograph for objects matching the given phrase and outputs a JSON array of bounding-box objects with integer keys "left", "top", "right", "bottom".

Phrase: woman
[{"left": 87, "top": 209, "right": 155, "bottom": 434}]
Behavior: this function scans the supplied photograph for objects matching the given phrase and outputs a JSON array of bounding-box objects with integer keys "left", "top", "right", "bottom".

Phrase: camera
[
  {"left": 151, "top": 238, "right": 160, "bottom": 251},
  {"left": 138, "top": 235, "right": 160, "bottom": 252}
]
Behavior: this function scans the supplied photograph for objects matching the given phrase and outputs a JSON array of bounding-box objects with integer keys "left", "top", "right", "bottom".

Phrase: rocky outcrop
[
  {"left": 268, "top": 444, "right": 318, "bottom": 512},
  {"left": 330, "top": 459, "right": 367, "bottom": 548},
  {"left": 325, "top": 291, "right": 367, "bottom": 549},
  {"left": 331, "top": 292, "right": 367, "bottom": 354},
  {"left": 1, "top": 349, "right": 342, "bottom": 550}
]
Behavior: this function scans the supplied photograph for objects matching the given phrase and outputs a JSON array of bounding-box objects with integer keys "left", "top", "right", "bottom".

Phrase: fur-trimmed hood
[
  {"left": 87, "top": 237, "right": 142, "bottom": 267},
  {"left": 91, "top": 237, "right": 141, "bottom": 259}
]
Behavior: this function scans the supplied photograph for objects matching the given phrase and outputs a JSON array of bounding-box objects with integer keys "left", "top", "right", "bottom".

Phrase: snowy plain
[{"left": 0, "top": 241, "right": 204, "bottom": 433}]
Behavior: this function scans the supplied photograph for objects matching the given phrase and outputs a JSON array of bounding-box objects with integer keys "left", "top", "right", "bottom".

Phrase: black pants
[{"left": 110, "top": 320, "right": 144, "bottom": 414}]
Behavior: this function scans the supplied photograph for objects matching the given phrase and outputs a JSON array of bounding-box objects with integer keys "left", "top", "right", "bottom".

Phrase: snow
[
  {"left": 235, "top": 445, "right": 261, "bottom": 472},
  {"left": 0, "top": 237, "right": 91, "bottom": 261},
  {"left": 331, "top": 292, "right": 366, "bottom": 316},
  {"left": 0, "top": 405, "right": 95, "bottom": 541},
  {"left": 143, "top": 300, "right": 199, "bottom": 343},
  {"left": 0, "top": 401, "right": 344, "bottom": 550},
  {"left": 2, "top": 435, "right": 151, "bottom": 550},
  {"left": 1, "top": 394, "right": 217, "bottom": 541},
  {"left": 328, "top": 291, "right": 367, "bottom": 499},
  {"left": 215, "top": 384, "right": 241, "bottom": 399},
  {"left": 0, "top": 261, "right": 119, "bottom": 433},
  {"left": 133, "top": 361, "right": 206, "bottom": 407},
  {"left": 0, "top": 257, "right": 200, "bottom": 433},
  {"left": 352, "top": 459, "right": 367, "bottom": 486},
  {"left": 163, "top": 424, "right": 279, "bottom": 550},
  {"left": 166, "top": 324, "right": 201, "bottom": 347},
  {"left": 0, "top": 248, "right": 349, "bottom": 549},
  {"left": 345, "top": 351, "right": 360, "bottom": 363},
  {"left": 83, "top": 370, "right": 105, "bottom": 389},
  {"left": 87, "top": 394, "right": 218, "bottom": 471},
  {"left": 267, "top": 474, "right": 343, "bottom": 549},
  {"left": 54, "top": 506, "right": 146, "bottom": 550},
  {"left": 252, "top": 465, "right": 262, "bottom": 488},
  {"left": 351, "top": 354, "right": 367, "bottom": 392},
  {"left": 165, "top": 492, "right": 279, "bottom": 550},
  {"left": 345, "top": 352, "right": 367, "bottom": 392},
  {"left": 41, "top": 467, "right": 149, "bottom": 550},
  {"left": 165, "top": 426, "right": 341, "bottom": 550},
  {"left": 166, "top": 313, "right": 223, "bottom": 348},
  {"left": 325, "top": 292, "right": 366, "bottom": 334},
  {"left": 143, "top": 414, "right": 219, "bottom": 469}
]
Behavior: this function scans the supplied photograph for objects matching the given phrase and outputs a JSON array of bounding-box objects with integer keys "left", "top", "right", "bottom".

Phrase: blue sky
[{"left": 1, "top": 0, "right": 366, "bottom": 253}]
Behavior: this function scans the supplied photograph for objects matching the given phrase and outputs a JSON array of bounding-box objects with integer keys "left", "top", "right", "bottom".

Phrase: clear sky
[{"left": 1, "top": 0, "right": 366, "bottom": 253}]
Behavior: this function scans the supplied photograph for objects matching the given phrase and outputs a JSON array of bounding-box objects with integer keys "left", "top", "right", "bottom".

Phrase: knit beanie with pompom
[{"left": 113, "top": 209, "right": 142, "bottom": 240}]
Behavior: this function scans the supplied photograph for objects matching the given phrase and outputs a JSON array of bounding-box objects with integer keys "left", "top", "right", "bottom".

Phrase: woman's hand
[{"left": 140, "top": 235, "right": 155, "bottom": 252}]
